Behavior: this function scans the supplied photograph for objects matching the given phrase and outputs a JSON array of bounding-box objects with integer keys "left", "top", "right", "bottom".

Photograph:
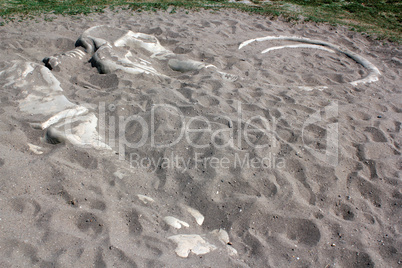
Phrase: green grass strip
[{"left": 0, "top": 0, "right": 401, "bottom": 42}]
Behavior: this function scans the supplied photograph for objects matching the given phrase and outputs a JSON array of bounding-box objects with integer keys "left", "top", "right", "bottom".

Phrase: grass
[
  {"left": 0, "top": 0, "right": 401, "bottom": 42},
  {"left": 268, "top": 0, "right": 402, "bottom": 42}
]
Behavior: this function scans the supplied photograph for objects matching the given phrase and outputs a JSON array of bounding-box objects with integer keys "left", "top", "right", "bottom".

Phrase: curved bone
[{"left": 239, "top": 35, "right": 380, "bottom": 87}]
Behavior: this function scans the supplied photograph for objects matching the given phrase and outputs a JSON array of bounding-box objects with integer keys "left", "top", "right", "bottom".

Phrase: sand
[{"left": 0, "top": 8, "right": 401, "bottom": 267}]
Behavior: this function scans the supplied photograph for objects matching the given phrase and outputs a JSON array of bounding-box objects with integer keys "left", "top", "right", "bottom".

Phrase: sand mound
[{"left": 0, "top": 8, "right": 401, "bottom": 267}]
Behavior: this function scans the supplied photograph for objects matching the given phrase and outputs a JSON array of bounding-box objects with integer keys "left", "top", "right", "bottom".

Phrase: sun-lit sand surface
[{"left": 0, "top": 8, "right": 401, "bottom": 267}]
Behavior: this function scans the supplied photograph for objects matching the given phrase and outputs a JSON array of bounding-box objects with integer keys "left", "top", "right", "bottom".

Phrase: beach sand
[{"left": 0, "top": 8, "right": 401, "bottom": 267}]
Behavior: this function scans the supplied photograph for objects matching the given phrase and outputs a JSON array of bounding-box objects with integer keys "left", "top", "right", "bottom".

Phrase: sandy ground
[{"left": 0, "top": 8, "right": 401, "bottom": 267}]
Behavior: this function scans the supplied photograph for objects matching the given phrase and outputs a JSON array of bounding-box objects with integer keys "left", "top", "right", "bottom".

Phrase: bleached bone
[
  {"left": 239, "top": 35, "right": 380, "bottom": 87},
  {"left": 43, "top": 25, "right": 237, "bottom": 80}
]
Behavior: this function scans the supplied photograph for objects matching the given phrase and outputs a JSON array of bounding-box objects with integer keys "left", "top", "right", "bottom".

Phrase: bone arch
[{"left": 239, "top": 36, "right": 380, "bottom": 90}]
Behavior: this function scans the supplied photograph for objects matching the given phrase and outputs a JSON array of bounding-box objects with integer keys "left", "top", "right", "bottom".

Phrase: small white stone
[
  {"left": 137, "top": 194, "right": 155, "bottom": 204},
  {"left": 168, "top": 234, "right": 216, "bottom": 258},
  {"left": 163, "top": 216, "right": 189, "bottom": 229}
]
